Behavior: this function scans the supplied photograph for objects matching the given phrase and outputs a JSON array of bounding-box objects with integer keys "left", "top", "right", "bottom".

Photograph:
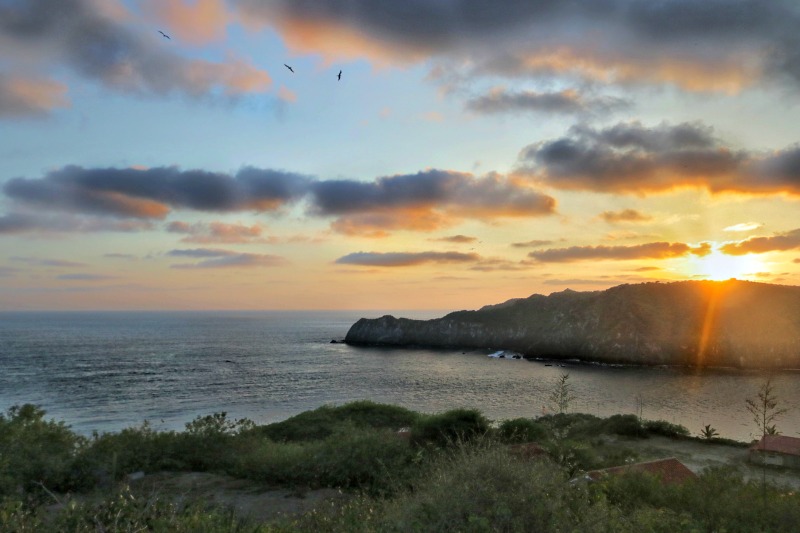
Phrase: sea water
[{"left": 1, "top": 310, "right": 798, "bottom": 442}]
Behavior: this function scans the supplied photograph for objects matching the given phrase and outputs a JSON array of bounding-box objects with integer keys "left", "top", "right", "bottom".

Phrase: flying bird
[
  {"left": 337, "top": 70, "right": 342, "bottom": 81},
  {"left": 158, "top": 30, "right": 170, "bottom": 40},
  {"left": 284, "top": 64, "right": 294, "bottom": 73}
]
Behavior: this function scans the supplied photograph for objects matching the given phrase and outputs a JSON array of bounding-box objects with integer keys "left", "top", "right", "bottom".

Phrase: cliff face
[{"left": 344, "top": 280, "right": 800, "bottom": 368}]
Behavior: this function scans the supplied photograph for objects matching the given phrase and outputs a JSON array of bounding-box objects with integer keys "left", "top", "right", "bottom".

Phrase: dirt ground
[
  {"left": 609, "top": 435, "right": 800, "bottom": 489},
  {"left": 126, "top": 472, "right": 349, "bottom": 524}
]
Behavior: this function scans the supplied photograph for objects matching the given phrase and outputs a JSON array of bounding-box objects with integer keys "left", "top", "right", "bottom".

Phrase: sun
[{"left": 691, "top": 249, "right": 767, "bottom": 281}]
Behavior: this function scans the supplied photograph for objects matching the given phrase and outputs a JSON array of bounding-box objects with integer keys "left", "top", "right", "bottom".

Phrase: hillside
[{"left": 344, "top": 280, "right": 800, "bottom": 368}]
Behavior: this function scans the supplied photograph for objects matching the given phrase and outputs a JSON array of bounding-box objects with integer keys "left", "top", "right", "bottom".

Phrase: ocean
[{"left": 1, "top": 310, "right": 798, "bottom": 442}]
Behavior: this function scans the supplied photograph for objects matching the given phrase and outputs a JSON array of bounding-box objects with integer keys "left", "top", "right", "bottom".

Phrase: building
[
  {"left": 749, "top": 435, "right": 800, "bottom": 468},
  {"left": 585, "top": 457, "right": 697, "bottom": 485}
]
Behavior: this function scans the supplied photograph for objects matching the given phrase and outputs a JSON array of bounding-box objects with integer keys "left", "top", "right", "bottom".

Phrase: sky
[{"left": 2, "top": 0, "right": 800, "bottom": 311}]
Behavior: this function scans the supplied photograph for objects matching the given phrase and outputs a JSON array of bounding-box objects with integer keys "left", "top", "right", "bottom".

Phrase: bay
[{"left": 0, "top": 310, "right": 798, "bottom": 442}]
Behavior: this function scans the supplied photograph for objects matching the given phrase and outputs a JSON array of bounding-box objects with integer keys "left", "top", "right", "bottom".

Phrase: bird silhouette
[
  {"left": 158, "top": 30, "right": 170, "bottom": 40},
  {"left": 337, "top": 70, "right": 342, "bottom": 81},
  {"left": 284, "top": 64, "right": 294, "bottom": 73}
]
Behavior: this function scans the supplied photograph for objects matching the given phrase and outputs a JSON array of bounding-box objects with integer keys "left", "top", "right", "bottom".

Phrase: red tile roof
[
  {"left": 587, "top": 457, "right": 697, "bottom": 485},
  {"left": 749, "top": 435, "right": 800, "bottom": 456}
]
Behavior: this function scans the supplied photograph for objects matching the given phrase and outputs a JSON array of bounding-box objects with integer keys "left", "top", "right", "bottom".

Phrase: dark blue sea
[{"left": 1, "top": 310, "right": 798, "bottom": 442}]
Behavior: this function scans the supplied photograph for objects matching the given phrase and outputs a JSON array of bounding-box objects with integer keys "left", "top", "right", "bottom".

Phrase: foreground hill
[{"left": 345, "top": 280, "right": 800, "bottom": 368}]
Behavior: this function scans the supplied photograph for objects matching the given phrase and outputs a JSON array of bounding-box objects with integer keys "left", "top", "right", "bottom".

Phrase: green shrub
[
  {"left": 257, "top": 401, "right": 419, "bottom": 442},
  {"left": 644, "top": 419, "right": 690, "bottom": 438},
  {"left": 0, "top": 404, "right": 87, "bottom": 498},
  {"left": 497, "top": 418, "right": 547, "bottom": 443},
  {"left": 603, "top": 414, "right": 645, "bottom": 437},
  {"left": 410, "top": 409, "right": 490, "bottom": 447}
]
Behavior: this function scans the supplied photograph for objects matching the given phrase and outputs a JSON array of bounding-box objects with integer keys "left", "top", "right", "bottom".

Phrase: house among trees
[
  {"left": 749, "top": 435, "right": 800, "bottom": 468},
  {"left": 585, "top": 457, "right": 697, "bottom": 485}
]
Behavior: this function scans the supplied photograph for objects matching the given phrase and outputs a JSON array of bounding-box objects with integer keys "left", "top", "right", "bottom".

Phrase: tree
[
  {"left": 549, "top": 373, "right": 576, "bottom": 414},
  {"left": 699, "top": 424, "right": 718, "bottom": 440},
  {"left": 745, "top": 377, "right": 788, "bottom": 441}
]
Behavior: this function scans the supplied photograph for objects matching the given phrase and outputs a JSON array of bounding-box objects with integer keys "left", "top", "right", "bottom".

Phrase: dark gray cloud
[
  {"left": 236, "top": 0, "right": 800, "bottom": 90},
  {"left": 10, "top": 256, "right": 87, "bottom": 267},
  {"left": 4, "top": 166, "right": 312, "bottom": 219},
  {"left": 310, "top": 169, "right": 555, "bottom": 235},
  {"left": 103, "top": 253, "right": 137, "bottom": 259},
  {"left": 335, "top": 251, "right": 480, "bottom": 267},
  {"left": 529, "top": 241, "right": 711, "bottom": 262},
  {"left": 0, "top": 0, "right": 270, "bottom": 101},
  {"left": 465, "top": 88, "right": 629, "bottom": 115},
  {"left": 0, "top": 212, "right": 155, "bottom": 234},
  {"left": 4, "top": 166, "right": 556, "bottom": 235},
  {"left": 720, "top": 229, "right": 800, "bottom": 255},
  {"left": 56, "top": 273, "right": 116, "bottom": 281},
  {"left": 517, "top": 121, "right": 800, "bottom": 195},
  {"left": 430, "top": 235, "right": 478, "bottom": 243},
  {"left": 511, "top": 239, "right": 554, "bottom": 248},
  {"left": 0, "top": 266, "right": 21, "bottom": 277},
  {"left": 598, "top": 209, "right": 653, "bottom": 223},
  {"left": 167, "top": 248, "right": 288, "bottom": 268}
]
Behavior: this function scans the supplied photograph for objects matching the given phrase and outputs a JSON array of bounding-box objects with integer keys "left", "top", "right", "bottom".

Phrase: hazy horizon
[{"left": 3, "top": 1, "right": 800, "bottom": 311}]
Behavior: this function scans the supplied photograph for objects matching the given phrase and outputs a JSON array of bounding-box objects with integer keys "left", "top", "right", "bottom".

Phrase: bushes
[
  {"left": 257, "top": 401, "right": 419, "bottom": 442},
  {"left": 410, "top": 409, "right": 490, "bottom": 447},
  {"left": 644, "top": 420, "right": 690, "bottom": 438},
  {"left": 603, "top": 414, "right": 645, "bottom": 437},
  {"left": 0, "top": 404, "right": 87, "bottom": 498},
  {"left": 497, "top": 418, "right": 547, "bottom": 443}
]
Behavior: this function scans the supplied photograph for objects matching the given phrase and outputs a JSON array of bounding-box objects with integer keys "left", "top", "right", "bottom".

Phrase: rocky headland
[{"left": 345, "top": 280, "right": 800, "bottom": 368}]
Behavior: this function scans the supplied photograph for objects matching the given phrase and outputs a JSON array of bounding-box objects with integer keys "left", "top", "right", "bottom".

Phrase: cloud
[
  {"left": 517, "top": 121, "right": 800, "bottom": 196},
  {"left": 0, "top": 266, "right": 21, "bottom": 277},
  {"left": 720, "top": 229, "right": 800, "bottom": 255},
  {"left": 234, "top": 0, "right": 800, "bottom": 91},
  {"left": 465, "top": 88, "right": 629, "bottom": 115},
  {"left": 604, "top": 231, "right": 660, "bottom": 241},
  {"left": 511, "top": 239, "right": 554, "bottom": 248},
  {"left": 0, "top": 0, "right": 270, "bottom": 99},
  {"left": 632, "top": 266, "right": 662, "bottom": 272},
  {"left": 166, "top": 220, "right": 271, "bottom": 243},
  {"left": 598, "top": 209, "right": 653, "bottom": 224},
  {"left": 10, "top": 256, "right": 87, "bottom": 267},
  {"left": 4, "top": 166, "right": 556, "bottom": 235},
  {"left": 310, "top": 169, "right": 556, "bottom": 235},
  {"left": 0, "top": 212, "right": 155, "bottom": 234},
  {"left": 141, "top": 0, "right": 229, "bottom": 45},
  {"left": 430, "top": 235, "right": 477, "bottom": 243},
  {"left": 723, "top": 222, "right": 763, "bottom": 232},
  {"left": 103, "top": 253, "right": 136, "bottom": 259},
  {"left": 4, "top": 166, "right": 312, "bottom": 219},
  {"left": 167, "top": 248, "right": 288, "bottom": 268},
  {"left": 56, "top": 273, "right": 117, "bottom": 281},
  {"left": 0, "top": 74, "right": 69, "bottom": 118},
  {"left": 528, "top": 241, "right": 711, "bottom": 263},
  {"left": 335, "top": 251, "right": 480, "bottom": 267}
]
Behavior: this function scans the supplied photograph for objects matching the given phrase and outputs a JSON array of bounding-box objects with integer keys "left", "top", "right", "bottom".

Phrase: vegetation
[
  {"left": 2, "top": 402, "right": 800, "bottom": 532},
  {"left": 548, "top": 373, "right": 576, "bottom": 414},
  {"left": 746, "top": 377, "right": 788, "bottom": 439}
]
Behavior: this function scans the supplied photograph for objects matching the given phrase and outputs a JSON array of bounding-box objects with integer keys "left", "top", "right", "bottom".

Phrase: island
[{"left": 345, "top": 280, "right": 800, "bottom": 368}]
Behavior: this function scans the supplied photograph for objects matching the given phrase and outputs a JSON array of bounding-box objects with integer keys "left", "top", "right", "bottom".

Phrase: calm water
[{"left": 1, "top": 311, "right": 798, "bottom": 442}]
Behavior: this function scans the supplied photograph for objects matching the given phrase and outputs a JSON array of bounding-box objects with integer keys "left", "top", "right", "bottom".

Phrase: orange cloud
[
  {"left": 278, "top": 85, "right": 297, "bottom": 103},
  {"left": 518, "top": 47, "right": 755, "bottom": 94},
  {"left": 0, "top": 76, "right": 69, "bottom": 118},
  {"left": 142, "top": 0, "right": 229, "bottom": 45},
  {"left": 529, "top": 241, "right": 711, "bottom": 263},
  {"left": 186, "top": 56, "right": 272, "bottom": 95}
]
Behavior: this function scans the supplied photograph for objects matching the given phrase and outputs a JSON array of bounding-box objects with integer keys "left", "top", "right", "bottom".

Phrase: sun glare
[{"left": 691, "top": 249, "right": 767, "bottom": 281}]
